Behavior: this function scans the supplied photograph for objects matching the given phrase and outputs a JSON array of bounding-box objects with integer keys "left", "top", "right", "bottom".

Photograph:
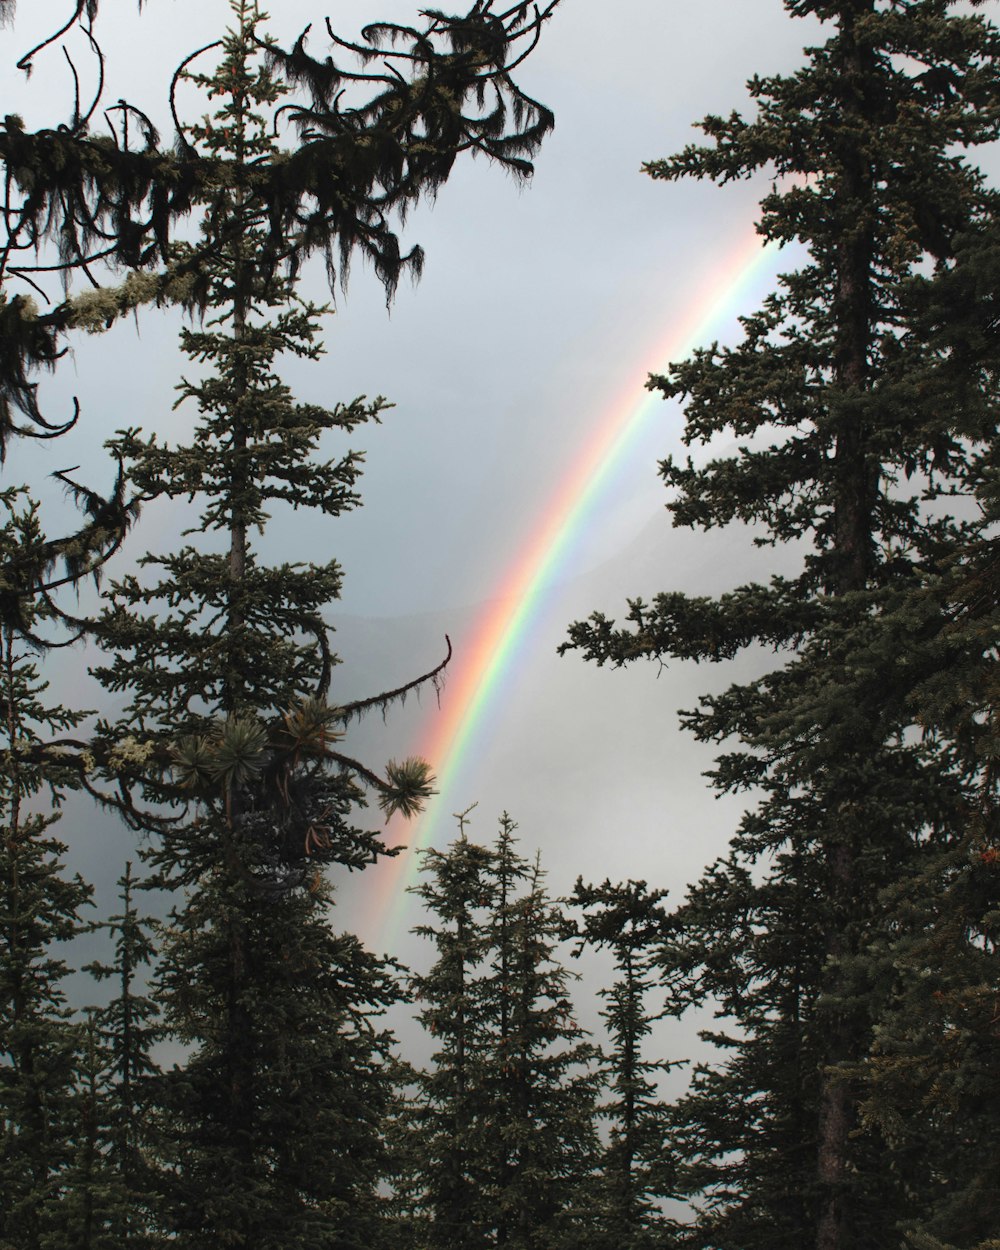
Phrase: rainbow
[{"left": 371, "top": 226, "right": 785, "bottom": 949}]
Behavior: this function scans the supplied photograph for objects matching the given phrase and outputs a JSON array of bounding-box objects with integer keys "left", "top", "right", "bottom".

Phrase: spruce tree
[
  {"left": 86, "top": 7, "right": 428, "bottom": 1244},
  {"left": 849, "top": 221, "right": 1000, "bottom": 1250},
  {"left": 73, "top": 862, "right": 162, "bottom": 1249},
  {"left": 405, "top": 815, "right": 601, "bottom": 1250},
  {"left": 0, "top": 492, "right": 94, "bottom": 1250},
  {"left": 486, "top": 826, "right": 601, "bottom": 1250},
  {"left": 407, "top": 827, "right": 498, "bottom": 1250},
  {"left": 570, "top": 879, "right": 677, "bottom": 1249},
  {"left": 564, "top": 4, "right": 1000, "bottom": 1247}
]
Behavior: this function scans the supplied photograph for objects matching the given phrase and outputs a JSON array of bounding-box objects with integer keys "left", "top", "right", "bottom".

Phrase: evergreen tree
[
  {"left": 404, "top": 815, "right": 600, "bottom": 1250},
  {"left": 85, "top": 7, "right": 430, "bottom": 1244},
  {"left": 570, "top": 878, "right": 677, "bottom": 1249},
  {"left": 0, "top": 0, "right": 563, "bottom": 820},
  {"left": 58, "top": 1012, "right": 135, "bottom": 1250},
  {"left": 407, "top": 826, "right": 497, "bottom": 1250},
  {"left": 377, "top": 1056, "right": 432, "bottom": 1250},
  {"left": 0, "top": 492, "right": 94, "bottom": 1250},
  {"left": 72, "top": 862, "right": 163, "bottom": 1249},
  {"left": 850, "top": 222, "right": 1000, "bottom": 1250},
  {"left": 482, "top": 836, "right": 599, "bottom": 1250},
  {"left": 564, "top": 4, "right": 1000, "bottom": 1247}
]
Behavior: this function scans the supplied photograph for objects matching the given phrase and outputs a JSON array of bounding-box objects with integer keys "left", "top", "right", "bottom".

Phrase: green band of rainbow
[{"left": 372, "top": 228, "right": 783, "bottom": 950}]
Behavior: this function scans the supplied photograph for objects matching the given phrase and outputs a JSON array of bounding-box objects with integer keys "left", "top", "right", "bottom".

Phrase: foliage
[
  {"left": 82, "top": 7, "right": 445, "bottom": 1243},
  {"left": 563, "top": 3, "right": 1000, "bottom": 1247},
  {"left": 0, "top": 0, "right": 560, "bottom": 451},
  {"left": 570, "top": 878, "right": 678, "bottom": 1248},
  {"left": 401, "top": 815, "right": 602, "bottom": 1250},
  {"left": 0, "top": 510, "right": 94, "bottom": 1250},
  {"left": 76, "top": 863, "right": 163, "bottom": 1249}
]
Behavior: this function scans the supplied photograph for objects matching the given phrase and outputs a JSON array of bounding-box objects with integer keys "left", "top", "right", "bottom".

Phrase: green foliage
[
  {"left": 0, "top": 591, "right": 93, "bottom": 1249},
  {"left": 563, "top": 3, "right": 1000, "bottom": 1247},
  {"left": 84, "top": 8, "right": 433, "bottom": 1243},
  {"left": 92, "top": 0, "right": 429, "bottom": 870},
  {"left": 77, "top": 863, "right": 163, "bottom": 1249},
  {"left": 570, "top": 879, "right": 678, "bottom": 1248},
  {"left": 153, "top": 873, "right": 400, "bottom": 1250},
  {"left": 400, "top": 815, "right": 602, "bottom": 1250},
  {"left": 380, "top": 758, "right": 439, "bottom": 821}
]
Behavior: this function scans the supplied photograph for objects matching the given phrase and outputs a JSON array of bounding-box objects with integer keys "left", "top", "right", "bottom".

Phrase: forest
[{"left": 0, "top": 1, "right": 998, "bottom": 1248}]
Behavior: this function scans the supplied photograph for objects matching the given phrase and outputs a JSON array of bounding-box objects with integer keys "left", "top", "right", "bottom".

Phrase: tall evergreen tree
[
  {"left": 71, "top": 862, "right": 163, "bottom": 1249},
  {"left": 564, "top": 4, "right": 1000, "bottom": 1247},
  {"left": 848, "top": 221, "right": 1000, "bottom": 1250},
  {"left": 85, "top": 7, "right": 432, "bottom": 1244},
  {"left": 0, "top": 491, "right": 94, "bottom": 1250},
  {"left": 570, "top": 879, "right": 677, "bottom": 1249},
  {"left": 407, "top": 827, "right": 498, "bottom": 1250},
  {"left": 481, "top": 824, "right": 600, "bottom": 1250},
  {"left": 0, "top": 1, "right": 563, "bottom": 842},
  {"left": 404, "top": 815, "right": 601, "bottom": 1250}
]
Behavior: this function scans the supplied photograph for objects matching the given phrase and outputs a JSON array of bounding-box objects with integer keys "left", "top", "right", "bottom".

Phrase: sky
[{"left": 4, "top": 0, "right": 826, "bottom": 1014}]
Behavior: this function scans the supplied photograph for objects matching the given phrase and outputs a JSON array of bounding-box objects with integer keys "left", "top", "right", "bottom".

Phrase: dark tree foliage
[
  {"left": 407, "top": 829, "right": 498, "bottom": 1250},
  {"left": 90, "top": 0, "right": 442, "bottom": 855},
  {"left": 563, "top": 4, "right": 1000, "bottom": 1249},
  {"left": 0, "top": 498, "right": 94, "bottom": 1250},
  {"left": 77, "top": 8, "right": 445, "bottom": 1244},
  {"left": 401, "top": 815, "right": 601, "bottom": 1250},
  {"left": 480, "top": 823, "right": 601, "bottom": 1250},
  {"left": 848, "top": 223, "right": 1000, "bottom": 1250},
  {"left": 153, "top": 872, "right": 400, "bottom": 1250},
  {"left": 0, "top": 0, "right": 560, "bottom": 678},
  {"left": 0, "top": 0, "right": 560, "bottom": 449},
  {"left": 75, "top": 862, "right": 163, "bottom": 1249},
  {"left": 570, "top": 879, "right": 678, "bottom": 1249}
]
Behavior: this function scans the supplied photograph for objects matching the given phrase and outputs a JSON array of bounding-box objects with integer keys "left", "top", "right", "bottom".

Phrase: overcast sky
[{"left": 8, "top": 1, "right": 826, "bottom": 965}]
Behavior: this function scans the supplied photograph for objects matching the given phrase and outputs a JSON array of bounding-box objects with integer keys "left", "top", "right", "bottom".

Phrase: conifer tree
[
  {"left": 483, "top": 830, "right": 600, "bottom": 1250},
  {"left": 74, "top": 862, "right": 162, "bottom": 1249},
  {"left": 564, "top": 4, "right": 1000, "bottom": 1247},
  {"left": 570, "top": 879, "right": 677, "bottom": 1249},
  {"left": 378, "top": 1057, "right": 433, "bottom": 1250},
  {"left": 85, "top": 7, "right": 431, "bottom": 1244},
  {"left": 407, "top": 826, "right": 497, "bottom": 1250},
  {"left": 404, "top": 815, "right": 601, "bottom": 1250},
  {"left": 0, "top": 492, "right": 94, "bottom": 1250},
  {"left": 0, "top": 1, "right": 562, "bottom": 817},
  {"left": 849, "top": 222, "right": 1000, "bottom": 1250}
]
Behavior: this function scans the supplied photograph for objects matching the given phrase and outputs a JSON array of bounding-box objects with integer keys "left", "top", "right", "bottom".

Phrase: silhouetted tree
[
  {"left": 564, "top": 4, "right": 1000, "bottom": 1247},
  {"left": 570, "top": 878, "right": 677, "bottom": 1248},
  {"left": 403, "top": 815, "right": 601, "bottom": 1250},
  {"left": 86, "top": 9, "right": 440, "bottom": 1243},
  {"left": 0, "top": 494, "right": 93, "bottom": 1250}
]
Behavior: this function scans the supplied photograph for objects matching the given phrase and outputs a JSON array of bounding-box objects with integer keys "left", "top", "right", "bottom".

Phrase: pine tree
[
  {"left": 71, "top": 862, "right": 163, "bottom": 1249},
  {"left": 849, "top": 221, "right": 1000, "bottom": 1250},
  {"left": 483, "top": 823, "right": 601, "bottom": 1250},
  {"left": 0, "top": 1, "right": 563, "bottom": 818},
  {"left": 152, "top": 872, "right": 400, "bottom": 1250},
  {"left": 407, "top": 827, "right": 498, "bottom": 1250},
  {"left": 570, "top": 879, "right": 677, "bottom": 1249},
  {"left": 85, "top": 7, "right": 428, "bottom": 1244},
  {"left": 0, "top": 492, "right": 94, "bottom": 1250},
  {"left": 405, "top": 815, "right": 601, "bottom": 1250},
  {"left": 563, "top": 4, "right": 1000, "bottom": 1247},
  {"left": 377, "top": 1056, "right": 432, "bottom": 1250}
]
